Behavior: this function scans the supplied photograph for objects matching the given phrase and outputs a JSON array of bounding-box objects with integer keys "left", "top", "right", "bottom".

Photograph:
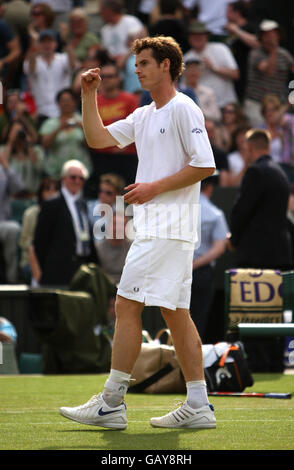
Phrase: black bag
[{"left": 204, "top": 342, "right": 254, "bottom": 392}]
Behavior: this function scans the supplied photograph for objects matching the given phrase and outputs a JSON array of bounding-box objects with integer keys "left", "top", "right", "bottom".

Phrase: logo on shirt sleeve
[{"left": 192, "top": 128, "right": 203, "bottom": 134}]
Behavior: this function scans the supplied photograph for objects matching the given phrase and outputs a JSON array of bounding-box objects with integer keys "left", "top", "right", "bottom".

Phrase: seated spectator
[
  {"left": 0, "top": 89, "right": 37, "bottom": 143},
  {"left": 227, "top": 125, "right": 251, "bottom": 187},
  {"left": 184, "top": 59, "right": 221, "bottom": 122},
  {"left": 183, "top": 20, "right": 239, "bottom": 108},
  {"left": 99, "top": 0, "right": 145, "bottom": 66},
  {"left": 225, "top": 0, "right": 259, "bottom": 103},
  {"left": 0, "top": 146, "right": 23, "bottom": 283},
  {"left": 95, "top": 213, "right": 132, "bottom": 285},
  {"left": 244, "top": 20, "right": 294, "bottom": 127},
  {"left": 23, "top": 28, "right": 75, "bottom": 126},
  {"left": 148, "top": 0, "right": 190, "bottom": 54},
  {"left": 88, "top": 172, "right": 126, "bottom": 228},
  {"left": 260, "top": 94, "right": 284, "bottom": 165},
  {"left": 18, "top": 177, "right": 59, "bottom": 283},
  {"left": 0, "top": 1, "right": 21, "bottom": 88},
  {"left": 215, "top": 102, "right": 248, "bottom": 152},
  {"left": 205, "top": 119, "right": 230, "bottom": 186},
  {"left": 39, "top": 88, "right": 92, "bottom": 179},
  {"left": 60, "top": 8, "right": 100, "bottom": 65},
  {"left": 90, "top": 62, "right": 138, "bottom": 190},
  {"left": 33, "top": 159, "right": 98, "bottom": 287},
  {"left": 190, "top": 172, "right": 229, "bottom": 341},
  {"left": 0, "top": 120, "right": 45, "bottom": 197}
]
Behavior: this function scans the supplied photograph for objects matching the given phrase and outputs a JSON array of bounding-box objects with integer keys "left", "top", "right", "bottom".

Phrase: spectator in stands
[
  {"left": 2, "top": 0, "right": 31, "bottom": 57},
  {"left": 280, "top": 106, "right": 294, "bottom": 182},
  {"left": 87, "top": 172, "right": 126, "bottom": 228},
  {"left": 29, "top": 0, "right": 72, "bottom": 29},
  {"left": 182, "top": 0, "right": 233, "bottom": 41},
  {"left": 225, "top": 1, "right": 259, "bottom": 103},
  {"left": 148, "top": 0, "right": 189, "bottom": 54},
  {"left": 23, "top": 28, "right": 76, "bottom": 126},
  {"left": 227, "top": 125, "right": 250, "bottom": 187},
  {"left": 95, "top": 213, "right": 132, "bottom": 285},
  {"left": 27, "top": 3, "right": 56, "bottom": 45},
  {"left": 0, "top": 0, "right": 21, "bottom": 88},
  {"left": 183, "top": 20, "right": 239, "bottom": 108},
  {"left": 190, "top": 172, "right": 228, "bottom": 341},
  {"left": 184, "top": 59, "right": 221, "bottom": 122},
  {"left": 260, "top": 94, "right": 284, "bottom": 165},
  {"left": 0, "top": 120, "right": 45, "bottom": 197},
  {"left": 60, "top": 8, "right": 100, "bottom": 64},
  {"left": 99, "top": 0, "right": 145, "bottom": 65},
  {"left": 0, "top": 146, "right": 23, "bottom": 283},
  {"left": 18, "top": 177, "right": 59, "bottom": 283},
  {"left": 244, "top": 20, "right": 294, "bottom": 127},
  {"left": 204, "top": 119, "right": 229, "bottom": 186},
  {"left": 228, "top": 128, "right": 292, "bottom": 270},
  {"left": 117, "top": 29, "right": 146, "bottom": 95},
  {"left": 39, "top": 88, "right": 92, "bottom": 179},
  {"left": 215, "top": 102, "right": 248, "bottom": 152},
  {"left": 0, "top": 89, "right": 37, "bottom": 143},
  {"left": 90, "top": 62, "right": 138, "bottom": 189},
  {"left": 33, "top": 159, "right": 97, "bottom": 287}
]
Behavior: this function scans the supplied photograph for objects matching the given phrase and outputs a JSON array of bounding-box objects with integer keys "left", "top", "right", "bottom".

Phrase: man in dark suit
[
  {"left": 228, "top": 129, "right": 292, "bottom": 270},
  {"left": 228, "top": 129, "right": 292, "bottom": 372},
  {"left": 33, "top": 159, "right": 97, "bottom": 287}
]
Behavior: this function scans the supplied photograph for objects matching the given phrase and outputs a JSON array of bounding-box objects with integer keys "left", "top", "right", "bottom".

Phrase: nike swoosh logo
[{"left": 98, "top": 407, "right": 120, "bottom": 416}]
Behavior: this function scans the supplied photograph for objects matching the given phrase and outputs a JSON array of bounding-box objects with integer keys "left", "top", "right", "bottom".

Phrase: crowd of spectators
[{"left": 1, "top": 0, "right": 294, "bottom": 345}]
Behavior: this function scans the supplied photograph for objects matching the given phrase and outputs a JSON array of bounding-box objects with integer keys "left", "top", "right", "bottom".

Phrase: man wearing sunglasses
[{"left": 33, "top": 159, "right": 97, "bottom": 286}]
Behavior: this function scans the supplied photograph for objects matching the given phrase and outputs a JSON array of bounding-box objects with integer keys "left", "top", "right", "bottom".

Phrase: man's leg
[
  {"left": 161, "top": 307, "right": 204, "bottom": 381},
  {"left": 60, "top": 295, "right": 144, "bottom": 429},
  {"left": 149, "top": 307, "right": 216, "bottom": 429},
  {"left": 102, "top": 295, "right": 144, "bottom": 407}
]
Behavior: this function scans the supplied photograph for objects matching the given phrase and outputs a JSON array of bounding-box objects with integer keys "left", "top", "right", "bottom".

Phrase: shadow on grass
[{"left": 42, "top": 427, "right": 203, "bottom": 451}]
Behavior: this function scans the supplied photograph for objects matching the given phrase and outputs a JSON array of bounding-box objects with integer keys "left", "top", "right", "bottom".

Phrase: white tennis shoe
[
  {"left": 60, "top": 393, "right": 127, "bottom": 430},
  {"left": 150, "top": 402, "right": 216, "bottom": 429}
]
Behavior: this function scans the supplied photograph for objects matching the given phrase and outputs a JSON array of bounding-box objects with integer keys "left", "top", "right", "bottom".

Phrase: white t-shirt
[
  {"left": 184, "top": 43, "right": 238, "bottom": 107},
  {"left": 23, "top": 53, "right": 72, "bottom": 117},
  {"left": 228, "top": 151, "right": 245, "bottom": 174},
  {"left": 107, "top": 92, "right": 215, "bottom": 243},
  {"left": 101, "top": 15, "right": 144, "bottom": 57}
]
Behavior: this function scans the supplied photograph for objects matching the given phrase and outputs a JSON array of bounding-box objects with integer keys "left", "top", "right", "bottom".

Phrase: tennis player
[{"left": 60, "top": 36, "right": 216, "bottom": 430}]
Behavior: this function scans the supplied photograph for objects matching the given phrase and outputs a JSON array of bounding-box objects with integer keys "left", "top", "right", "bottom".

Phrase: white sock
[
  {"left": 186, "top": 380, "right": 209, "bottom": 409},
  {"left": 103, "top": 369, "right": 131, "bottom": 407}
]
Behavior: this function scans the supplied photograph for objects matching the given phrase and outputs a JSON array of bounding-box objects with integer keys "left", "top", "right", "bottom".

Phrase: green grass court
[{"left": 0, "top": 372, "right": 293, "bottom": 451}]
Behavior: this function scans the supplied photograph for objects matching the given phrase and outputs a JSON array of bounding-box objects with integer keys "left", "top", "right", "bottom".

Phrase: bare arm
[
  {"left": 124, "top": 165, "right": 215, "bottom": 205},
  {"left": 81, "top": 68, "right": 120, "bottom": 149},
  {"left": 193, "top": 239, "right": 227, "bottom": 269}
]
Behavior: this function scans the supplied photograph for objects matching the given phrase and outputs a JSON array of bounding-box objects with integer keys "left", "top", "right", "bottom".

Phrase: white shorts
[{"left": 117, "top": 238, "right": 194, "bottom": 311}]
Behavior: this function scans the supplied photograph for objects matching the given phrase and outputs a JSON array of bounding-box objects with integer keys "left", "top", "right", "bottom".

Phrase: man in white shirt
[
  {"left": 183, "top": 20, "right": 239, "bottom": 108},
  {"left": 60, "top": 36, "right": 216, "bottom": 430},
  {"left": 23, "top": 29, "right": 75, "bottom": 125},
  {"left": 99, "top": 0, "right": 145, "bottom": 63}
]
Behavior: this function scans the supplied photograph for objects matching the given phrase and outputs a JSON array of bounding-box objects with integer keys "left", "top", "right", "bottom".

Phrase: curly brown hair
[{"left": 131, "top": 36, "right": 185, "bottom": 82}]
